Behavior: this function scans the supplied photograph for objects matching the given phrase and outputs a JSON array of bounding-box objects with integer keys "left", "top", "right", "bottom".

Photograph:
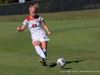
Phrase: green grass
[{"left": 0, "top": 18, "right": 100, "bottom": 75}]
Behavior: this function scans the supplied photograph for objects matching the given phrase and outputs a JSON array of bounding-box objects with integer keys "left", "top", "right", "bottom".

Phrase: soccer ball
[{"left": 57, "top": 58, "right": 66, "bottom": 67}]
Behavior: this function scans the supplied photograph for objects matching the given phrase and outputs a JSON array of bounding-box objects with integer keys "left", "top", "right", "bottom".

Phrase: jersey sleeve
[
  {"left": 40, "top": 16, "right": 44, "bottom": 22},
  {"left": 23, "top": 19, "right": 28, "bottom": 26}
]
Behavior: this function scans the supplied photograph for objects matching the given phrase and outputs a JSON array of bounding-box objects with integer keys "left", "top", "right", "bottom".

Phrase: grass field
[{"left": 0, "top": 10, "right": 100, "bottom": 75}]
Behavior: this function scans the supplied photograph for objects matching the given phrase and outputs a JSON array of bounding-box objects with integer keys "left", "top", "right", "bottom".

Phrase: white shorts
[{"left": 31, "top": 30, "right": 49, "bottom": 42}]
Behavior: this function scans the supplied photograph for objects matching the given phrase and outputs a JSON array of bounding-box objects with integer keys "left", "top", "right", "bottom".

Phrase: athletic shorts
[{"left": 31, "top": 30, "right": 49, "bottom": 42}]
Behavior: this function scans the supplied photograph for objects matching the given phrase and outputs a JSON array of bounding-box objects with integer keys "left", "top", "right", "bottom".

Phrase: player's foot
[
  {"left": 39, "top": 58, "right": 48, "bottom": 66},
  {"left": 42, "top": 62, "right": 48, "bottom": 66},
  {"left": 39, "top": 58, "right": 47, "bottom": 63}
]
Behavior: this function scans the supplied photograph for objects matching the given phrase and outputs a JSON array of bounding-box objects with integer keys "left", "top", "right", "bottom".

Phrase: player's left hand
[{"left": 47, "top": 31, "right": 52, "bottom": 35}]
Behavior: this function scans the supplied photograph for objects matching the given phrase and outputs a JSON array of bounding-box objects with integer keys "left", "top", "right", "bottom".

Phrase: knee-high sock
[
  {"left": 43, "top": 49, "right": 47, "bottom": 57},
  {"left": 35, "top": 46, "right": 46, "bottom": 59}
]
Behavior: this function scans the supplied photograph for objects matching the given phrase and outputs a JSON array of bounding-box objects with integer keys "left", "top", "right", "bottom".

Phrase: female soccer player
[{"left": 17, "top": 3, "right": 51, "bottom": 66}]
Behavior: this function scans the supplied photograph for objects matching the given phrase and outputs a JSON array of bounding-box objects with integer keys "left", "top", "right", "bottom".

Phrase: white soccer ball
[{"left": 57, "top": 58, "right": 66, "bottom": 67}]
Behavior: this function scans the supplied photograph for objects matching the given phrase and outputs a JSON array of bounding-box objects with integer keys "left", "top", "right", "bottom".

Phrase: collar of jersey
[{"left": 26, "top": 16, "right": 39, "bottom": 21}]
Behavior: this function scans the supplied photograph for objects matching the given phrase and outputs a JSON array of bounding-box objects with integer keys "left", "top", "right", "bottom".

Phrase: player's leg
[
  {"left": 32, "top": 41, "right": 46, "bottom": 59},
  {"left": 40, "top": 41, "right": 48, "bottom": 66},
  {"left": 40, "top": 33, "right": 49, "bottom": 57},
  {"left": 41, "top": 41, "right": 48, "bottom": 57}
]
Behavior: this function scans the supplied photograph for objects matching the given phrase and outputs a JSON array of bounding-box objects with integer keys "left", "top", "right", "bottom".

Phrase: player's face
[{"left": 29, "top": 8, "right": 37, "bottom": 18}]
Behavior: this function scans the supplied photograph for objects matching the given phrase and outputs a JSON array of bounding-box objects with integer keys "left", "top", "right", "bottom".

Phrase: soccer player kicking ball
[{"left": 17, "top": 3, "right": 51, "bottom": 66}]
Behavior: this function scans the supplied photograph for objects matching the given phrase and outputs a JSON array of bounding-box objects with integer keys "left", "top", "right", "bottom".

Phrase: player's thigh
[{"left": 32, "top": 41, "right": 41, "bottom": 46}]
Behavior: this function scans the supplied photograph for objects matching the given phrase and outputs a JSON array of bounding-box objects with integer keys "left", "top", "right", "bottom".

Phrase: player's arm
[
  {"left": 41, "top": 20, "right": 51, "bottom": 35},
  {"left": 17, "top": 24, "right": 26, "bottom": 32}
]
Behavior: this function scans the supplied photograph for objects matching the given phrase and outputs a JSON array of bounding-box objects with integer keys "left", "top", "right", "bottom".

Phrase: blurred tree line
[
  {"left": 0, "top": 0, "right": 19, "bottom": 5},
  {"left": 0, "top": 0, "right": 32, "bottom": 5}
]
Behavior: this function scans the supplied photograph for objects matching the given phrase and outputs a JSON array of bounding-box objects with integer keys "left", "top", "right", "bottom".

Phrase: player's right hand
[{"left": 17, "top": 27, "right": 21, "bottom": 31}]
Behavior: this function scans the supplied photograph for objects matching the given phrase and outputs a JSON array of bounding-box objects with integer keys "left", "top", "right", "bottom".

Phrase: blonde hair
[
  {"left": 29, "top": 3, "right": 39, "bottom": 10},
  {"left": 33, "top": 3, "right": 39, "bottom": 9}
]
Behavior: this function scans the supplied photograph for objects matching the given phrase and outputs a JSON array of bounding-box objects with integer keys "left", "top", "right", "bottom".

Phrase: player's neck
[
  {"left": 30, "top": 16, "right": 35, "bottom": 19},
  {"left": 30, "top": 15, "right": 39, "bottom": 19}
]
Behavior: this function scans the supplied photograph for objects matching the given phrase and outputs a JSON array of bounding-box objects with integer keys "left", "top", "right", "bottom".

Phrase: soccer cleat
[
  {"left": 39, "top": 58, "right": 48, "bottom": 63},
  {"left": 39, "top": 58, "right": 48, "bottom": 66},
  {"left": 42, "top": 62, "right": 48, "bottom": 66},
  {"left": 39, "top": 59, "right": 45, "bottom": 63}
]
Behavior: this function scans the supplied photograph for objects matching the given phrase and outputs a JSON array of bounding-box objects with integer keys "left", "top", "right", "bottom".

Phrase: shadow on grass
[
  {"left": 61, "top": 67, "right": 72, "bottom": 70},
  {"left": 48, "top": 62, "right": 72, "bottom": 69},
  {"left": 48, "top": 62, "right": 57, "bottom": 67},
  {"left": 61, "top": 60, "right": 83, "bottom": 69},
  {"left": 48, "top": 60, "right": 83, "bottom": 69},
  {"left": 66, "top": 60, "right": 83, "bottom": 64}
]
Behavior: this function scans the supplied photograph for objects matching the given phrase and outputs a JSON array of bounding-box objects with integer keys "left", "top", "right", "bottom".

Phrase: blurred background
[{"left": 0, "top": 0, "right": 100, "bottom": 16}]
